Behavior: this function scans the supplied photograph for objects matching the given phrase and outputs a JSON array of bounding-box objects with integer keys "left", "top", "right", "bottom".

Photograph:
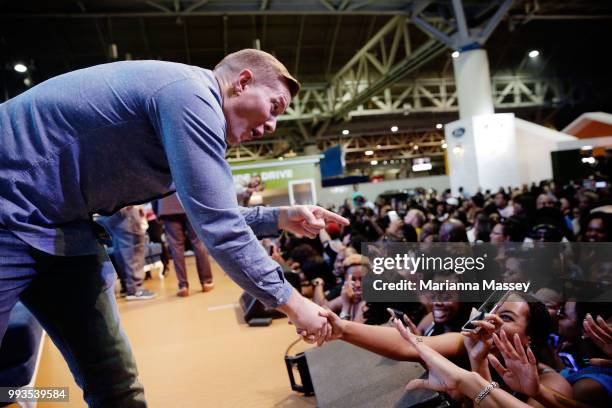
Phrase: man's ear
[{"left": 234, "top": 69, "right": 254, "bottom": 95}]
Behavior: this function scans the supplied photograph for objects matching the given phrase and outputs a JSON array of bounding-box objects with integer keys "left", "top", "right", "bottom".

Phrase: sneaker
[
  {"left": 125, "top": 289, "right": 157, "bottom": 301},
  {"left": 202, "top": 282, "right": 215, "bottom": 292},
  {"left": 177, "top": 287, "right": 189, "bottom": 297}
]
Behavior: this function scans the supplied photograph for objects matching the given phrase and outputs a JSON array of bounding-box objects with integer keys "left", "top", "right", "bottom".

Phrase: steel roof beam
[{"left": 281, "top": 75, "right": 578, "bottom": 122}]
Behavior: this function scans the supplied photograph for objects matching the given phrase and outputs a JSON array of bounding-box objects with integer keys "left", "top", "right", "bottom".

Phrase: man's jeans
[
  {"left": 0, "top": 228, "right": 146, "bottom": 407},
  {"left": 97, "top": 208, "right": 146, "bottom": 295}
]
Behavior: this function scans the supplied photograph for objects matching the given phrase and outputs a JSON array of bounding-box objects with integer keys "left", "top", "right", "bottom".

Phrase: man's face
[
  {"left": 494, "top": 193, "right": 506, "bottom": 208},
  {"left": 223, "top": 71, "right": 291, "bottom": 145},
  {"left": 585, "top": 218, "right": 607, "bottom": 242},
  {"left": 536, "top": 194, "right": 555, "bottom": 209}
]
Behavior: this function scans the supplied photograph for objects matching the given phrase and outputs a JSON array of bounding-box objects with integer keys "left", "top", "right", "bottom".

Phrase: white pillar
[
  {"left": 452, "top": 49, "right": 494, "bottom": 119},
  {"left": 446, "top": 48, "right": 520, "bottom": 195}
]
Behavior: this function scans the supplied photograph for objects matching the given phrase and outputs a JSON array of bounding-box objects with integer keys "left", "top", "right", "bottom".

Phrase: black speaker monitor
[{"left": 239, "top": 292, "right": 284, "bottom": 323}]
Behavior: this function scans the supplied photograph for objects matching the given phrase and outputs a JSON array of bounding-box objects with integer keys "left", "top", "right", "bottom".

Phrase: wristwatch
[{"left": 339, "top": 311, "right": 351, "bottom": 320}]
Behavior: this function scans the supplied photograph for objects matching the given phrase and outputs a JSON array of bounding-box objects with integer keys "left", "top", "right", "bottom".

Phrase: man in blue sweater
[{"left": 0, "top": 49, "right": 347, "bottom": 406}]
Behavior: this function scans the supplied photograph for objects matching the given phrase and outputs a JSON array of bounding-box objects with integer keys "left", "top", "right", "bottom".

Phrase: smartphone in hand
[
  {"left": 389, "top": 308, "right": 406, "bottom": 323},
  {"left": 462, "top": 290, "right": 510, "bottom": 332}
]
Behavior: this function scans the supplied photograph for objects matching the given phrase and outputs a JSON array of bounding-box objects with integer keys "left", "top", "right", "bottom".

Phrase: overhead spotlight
[
  {"left": 451, "top": 51, "right": 460, "bottom": 58},
  {"left": 14, "top": 63, "right": 27, "bottom": 73},
  {"left": 413, "top": 145, "right": 419, "bottom": 150},
  {"left": 442, "top": 142, "right": 448, "bottom": 149},
  {"left": 383, "top": 160, "right": 388, "bottom": 165},
  {"left": 370, "top": 160, "right": 378, "bottom": 165},
  {"left": 452, "top": 146, "right": 462, "bottom": 154},
  {"left": 435, "top": 123, "right": 443, "bottom": 129},
  {"left": 342, "top": 129, "right": 350, "bottom": 135},
  {"left": 376, "top": 144, "right": 382, "bottom": 149},
  {"left": 390, "top": 160, "right": 395, "bottom": 164},
  {"left": 528, "top": 50, "right": 540, "bottom": 58},
  {"left": 390, "top": 126, "right": 398, "bottom": 132},
  {"left": 365, "top": 150, "right": 374, "bottom": 156}
]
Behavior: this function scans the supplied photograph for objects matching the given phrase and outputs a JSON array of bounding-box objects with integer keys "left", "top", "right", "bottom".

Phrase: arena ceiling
[{"left": 2, "top": 1, "right": 612, "bottom": 162}]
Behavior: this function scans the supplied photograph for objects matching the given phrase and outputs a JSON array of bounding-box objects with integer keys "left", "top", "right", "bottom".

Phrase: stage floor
[{"left": 34, "top": 256, "right": 317, "bottom": 408}]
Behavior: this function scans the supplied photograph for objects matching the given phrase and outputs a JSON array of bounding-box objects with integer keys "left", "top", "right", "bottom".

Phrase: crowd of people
[
  {"left": 92, "top": 159, "right": 612, "bottom": 406},
  {"left": 264, "top": 177, "right": 611, "bottom": 407}
]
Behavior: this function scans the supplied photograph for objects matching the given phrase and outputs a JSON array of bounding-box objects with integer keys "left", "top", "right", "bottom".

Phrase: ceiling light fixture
[
  {"left": 528, "top": 50, "right": 540, "bottom": 58},
  {"left": 14, "top": 63, "right": 27, "bottom": 73}
]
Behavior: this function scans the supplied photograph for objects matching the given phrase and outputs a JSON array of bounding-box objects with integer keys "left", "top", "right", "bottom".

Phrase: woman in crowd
[
  {"left": 316, "top": 291, "right": 575, "bottom": 407},
  {"left": 555, "top": 301, "right": 612, "bottom": 406}
]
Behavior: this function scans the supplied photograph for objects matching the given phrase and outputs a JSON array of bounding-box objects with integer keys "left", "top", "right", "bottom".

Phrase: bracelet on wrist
[{"left": 474, "top": 381, "right": 498, "bottom": 405}]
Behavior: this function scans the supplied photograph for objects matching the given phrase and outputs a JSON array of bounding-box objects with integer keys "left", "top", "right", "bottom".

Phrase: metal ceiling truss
[
  {"left": 4, "top": 1, "right": 611, "bottom": 19},
  {"left": 326, "top": 15, "right": 451, "bottom": 122},
  {"left": 2, "top": 1, "right": 421, "bottom": 18},
  {"left": 225, "top": 130, "right": 446, "bottom": 164},
  {"left": 411, "top": 0, "right": 514, "bottom": 50},
  {"left": 318, "top": 131, "right": 446, "bottom": 165},
  {"left": 276, "top": 13, "right": 452, "bottom": 137},
  {"left": 225, "top": 137, "right": 293, "bottom": 163},
  {"left": 281, "top": 75, "right": 577, "bottom": 122}
]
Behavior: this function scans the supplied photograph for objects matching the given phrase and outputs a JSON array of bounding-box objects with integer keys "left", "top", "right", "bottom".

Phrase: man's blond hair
[{"left": 214, "top": 49, "right": 300, "bottom": 97}]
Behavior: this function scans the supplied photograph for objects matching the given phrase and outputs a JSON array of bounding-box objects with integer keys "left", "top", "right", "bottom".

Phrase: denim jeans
[
  {"left": 0, "top": 228, "right": 146, "bottom": 407},
  {"left": 97, "top": 208, "right": 146, "bottom": 295}
]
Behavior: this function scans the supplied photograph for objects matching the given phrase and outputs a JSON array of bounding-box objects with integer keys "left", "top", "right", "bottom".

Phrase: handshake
[{"left": 278, "top": 288, "right": 347, "bottom": 346}]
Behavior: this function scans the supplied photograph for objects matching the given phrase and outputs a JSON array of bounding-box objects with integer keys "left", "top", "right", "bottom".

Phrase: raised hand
[
  {"left": 387, "top": 309, "right": 464, "bottom": 400},
  {"left": 583, "top": 314, "right": 612, "bottom": 358},
  {"left": 462, "top": 313, "right": 504, "bottom": 364},
  {"left": 488, "top": 330, "right": 540, "bottom": 398},
  {"left": 341, "top": 274, "right": 355, "bottom": 304}
]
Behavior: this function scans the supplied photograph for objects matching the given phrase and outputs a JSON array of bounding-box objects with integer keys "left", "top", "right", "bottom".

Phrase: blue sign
[
  {"left": 452, "top": 127, "right": 465, "bottom": 138},
  {"left": 320, "top": 145, "right": 344, "bottom": 179}
]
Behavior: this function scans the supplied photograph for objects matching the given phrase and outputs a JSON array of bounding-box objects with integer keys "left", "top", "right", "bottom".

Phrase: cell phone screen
[
  {"left": 462, "top": 290, "right": 510, "bottom": 332},
  {"left": 389, "top": 308, "right": 405, "bottom": 321}
]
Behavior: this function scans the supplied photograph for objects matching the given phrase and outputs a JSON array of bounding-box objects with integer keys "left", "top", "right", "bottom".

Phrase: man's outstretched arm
[{"left": 148, "top": 77, "right": 334, "bottom": 341}]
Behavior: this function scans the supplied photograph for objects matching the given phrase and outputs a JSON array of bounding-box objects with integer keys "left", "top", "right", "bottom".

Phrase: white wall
[
  {"left": 316, "top": 175, "right": 450, "bottom": 208},
  {"left": 515, "top": 118, "right": 576, "bottom": 184},
  {"left": 445, "top": 114, "right": 520, "bottom": 196},
  {"left": 556, "top": 136, "right": 612, "bottom": 151}
]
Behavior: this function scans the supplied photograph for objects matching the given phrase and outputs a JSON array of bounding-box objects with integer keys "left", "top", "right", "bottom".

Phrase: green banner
[{"left": 231, "top": 157, "right": 319, "bottom": 190}]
